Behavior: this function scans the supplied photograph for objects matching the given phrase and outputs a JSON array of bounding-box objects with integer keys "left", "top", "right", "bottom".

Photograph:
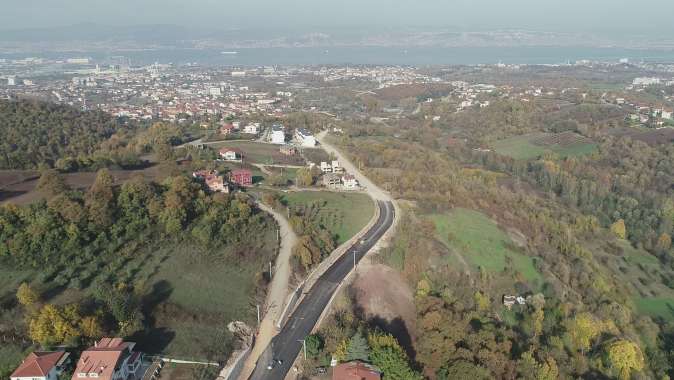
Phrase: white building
[
  {"left": 231, "top": 71, "right": 246, "bottom": 77},
  {"left": 342, "top": 174, "right": 359, "bottom": 190},
  {"left": 243, "top": 123, "right": 260, "bottom": 135},
  {"left": 662, "top": 109, "right": 673, "bottom": 120},
  {"left": 294, "top": 128, "right": 316, "bottom": 147},
  {"left": 209, "top": 87, "right": 222, "bottom": 96},
  {"left": 633, "top": 77, "right": 661, "bottom": 86},
  {"left": 271, "top": 124, "right": 286, "bottom": 144},
  {"left": 320, "top": 161, "right": 333, "bottom": 173},
  {"left": 7, "top": 76, "right": 15, "bottom": 86},
  {"left": 66, "top": 57, "right": 90, "bottom": 65}
]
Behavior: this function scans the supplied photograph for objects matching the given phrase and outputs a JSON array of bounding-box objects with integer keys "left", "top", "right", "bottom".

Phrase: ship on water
[{"left": 221, "top": 51, "right": 239, "bottom": 55}]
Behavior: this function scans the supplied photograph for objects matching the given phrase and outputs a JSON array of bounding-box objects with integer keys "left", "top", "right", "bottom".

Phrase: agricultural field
[
  {"left": 210, "top": 141, "right": 305, "bottom": 166},
  {"left": 0, "top": 219, "right": 277, "bottom": 365},
  {"left": 492, "top": 131, "right": 597, "bottom": 160},
  {"left": 281, "top": 191, "right": 375, "bottom": 244},
  {"left": 430, "top": 208, "right": 542, "bottom": 285}
]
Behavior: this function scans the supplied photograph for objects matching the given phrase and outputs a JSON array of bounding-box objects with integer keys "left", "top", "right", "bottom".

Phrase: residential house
[
  {"left": 219, "top": 147, "right": 242, "bottom": 161},
  {"left": 502, "top": 295, "right": 527, "bottom": 309},
  {"left": 279, "top": 144, "right": 298, "bottom": 156},
  {"left": 342, "top": 174, "right": 359, "bottom": 190},
  {"left": 243, "top": 123, "right": 260, "bottom": 135},
  {"left": 331, "top": 160, "right": 344, "bottom": 174},
  {"left": 193, "top": 170, "right": 229, "bottom": 193},
  {"left": 271, "top": 124, "right": 286, "bottom": 144},
  {"left": 11, "top": 351, "right": 70, "bottom": 380},
  {"left": 71, "top": 337, "right": 142, "bottom": 380},
  {"left": 322, "top": 173, "right": 341, "bottom": 189},
  {"left": 294, "top": 128, "right": 316, "bottom": 147},
  {"left": 663, "top": 109, "right": 673, "bottom": 120},
  {"left": 220, "top": 123, "right": 236, "bottom": 135},
  {"left": 332, "top": 361, "right": 381, "bottom": 380},
  {"left": 320, "top": 161, "right": 333, "bottom": 173},
  {"left": 230, "top": 169, "right": 253, "bottom": 187}
]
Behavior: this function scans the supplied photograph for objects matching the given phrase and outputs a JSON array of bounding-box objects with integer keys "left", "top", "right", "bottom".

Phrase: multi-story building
[
  {"left": 294, "top": 128, "right": 316, "bottom": 147},
  {"left": 72, "top": 338, "right": 143, "bottom": 380},
  {"left": 271, "top": 124, "right": 286, "bottom": 144}
]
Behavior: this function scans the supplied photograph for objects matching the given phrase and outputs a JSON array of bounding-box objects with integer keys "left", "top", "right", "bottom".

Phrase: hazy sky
[{"left": 2, "top": 0, "right": 674, "bottom": 36}]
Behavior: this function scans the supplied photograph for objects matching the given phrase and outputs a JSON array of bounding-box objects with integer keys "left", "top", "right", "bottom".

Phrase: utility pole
[
  {"left": 353, "top": 250, "right": 356, "bottom": 270},
  {"left": 298, "top": 339, "right": 307, "bottom": 360}
]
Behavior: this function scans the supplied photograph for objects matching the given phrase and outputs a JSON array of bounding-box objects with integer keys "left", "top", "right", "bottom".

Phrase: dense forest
[
  {"left": 0, "top": 99, "right": 142, "bottom": 169},
  {"left": 322, "top": 97, "right": 674, "bottom": 379}
]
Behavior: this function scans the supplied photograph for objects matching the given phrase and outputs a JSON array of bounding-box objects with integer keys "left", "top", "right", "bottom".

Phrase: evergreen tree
[{"left": 346, "top": 331, "right": 370, "bottom": 362}]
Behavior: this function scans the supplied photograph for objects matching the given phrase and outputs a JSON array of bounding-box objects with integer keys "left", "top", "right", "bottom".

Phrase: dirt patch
[
  {"left": 352, "top": 261, "right": 417, "bottom": 355},
  {"left": 0, "top": 164, "right": 169, "bottom": 205}
]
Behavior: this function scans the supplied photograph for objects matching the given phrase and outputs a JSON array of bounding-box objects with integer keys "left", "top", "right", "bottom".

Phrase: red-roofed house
[
  {"left": 71, "top": 338, "right": 143, "bottom": 380},
  {"left": 230, "top": 169, "right": 253, "bottom": 187},
  {"left": 11, "top": 351, "right": 70, "bottom": 380},
  {"left": 332, "top": 361, "right": 381, "bottom": 380},
  {"left": 220, "top": 123, "right": 236, "bottom": 135}
]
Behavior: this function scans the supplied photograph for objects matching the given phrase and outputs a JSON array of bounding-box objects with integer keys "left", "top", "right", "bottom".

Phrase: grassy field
[
  {"left": 430, "top": 208, "right": 542, "bottom": 285},
  {"left": 281, "top": 191, "right": 374, "bottom": 244},
  {"left": 634, "top": 297, "right": 674, "bottom": 321},
  {"left": 1, "top": 218, "right": 277, "bottom": 365},
  {"left": 131, "top": 227, "right": 276, "bottom": 360},
  {"left": 492, "top": 133, "right": 597, "bottom": 160},
  {"left": 211, "top": 141, "right": 305, "bottom": 166}
]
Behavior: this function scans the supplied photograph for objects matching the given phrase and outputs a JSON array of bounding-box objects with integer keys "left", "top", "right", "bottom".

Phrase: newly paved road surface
[{"left": 248, "top": 200, "right": 395, "bottom": 380}]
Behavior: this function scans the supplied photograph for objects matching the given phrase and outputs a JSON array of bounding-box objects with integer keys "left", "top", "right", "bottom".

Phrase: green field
[
  {"left": 281, "top": 191, "right": 375, "bottom": 244},
  {"left": 0, "top": 219, "right": 277, "bottom": 364},
  {"left": 492, "top": 133, "right": 597, "bottom": 160},
  {"left": 430, "top": 208, "right": 542, "bottom": 285},
  {"left": 212, "top": 141, "right": 305, "bottom": 165},
  {"left": 634, "top": 297, "right": 674, "bottom": 321}
]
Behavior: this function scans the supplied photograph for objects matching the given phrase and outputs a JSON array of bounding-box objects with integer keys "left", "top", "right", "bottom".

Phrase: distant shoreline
[{"left": 2, "top": 46, "right": 674, "bottom": 66}]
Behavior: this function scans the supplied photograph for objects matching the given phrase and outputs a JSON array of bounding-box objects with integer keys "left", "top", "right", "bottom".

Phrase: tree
[
  {"left": 603, "top": 339, "right": 644, "bottom": 380},
  {"left": 655, "top": 232, "right": 671, "bottom": 253},
  {"left": 86, "top": 169, "right": 116, "bottom": 227},
  {"left": 80, "top": 316, "right": 104, "bottom": 340},
  {"left": 295, "top": 168, "right": 314, "bottom": 187},
  {"left": 36, "top": 170, "right": 69, "bottom": 198},
  {"left": 16, "top": 282, "right": 39, "bottom": 307},
  {"left": 346, "top": 331, "right": 370, "bottom": 362},
  {"left": 438, "top": 360, "right": 490, "bottom": 380},
  {"left": 29, "top": 304, "right": 81, "bottom": 347},
  {"left": 610, "top": 219, "right": 627, "bottom": 240},
  {"left": 305, "top": 334, "right": 324, "bottom": 359},
  {"left": 368, "top": 332, "right": 422, "bottom": 380},
  {"left": 566, "top": 312, "right": 602, "bottom": 354}
]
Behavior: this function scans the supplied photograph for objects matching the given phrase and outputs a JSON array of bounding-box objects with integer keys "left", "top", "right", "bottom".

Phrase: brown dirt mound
[{"left": 352, "top": 261, "right": 417, "bottom": 355}]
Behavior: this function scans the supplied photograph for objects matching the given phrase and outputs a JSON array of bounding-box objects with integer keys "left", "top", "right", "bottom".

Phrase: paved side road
[{"left": 248, "top": 200, "right": 395, "bottom": 380}]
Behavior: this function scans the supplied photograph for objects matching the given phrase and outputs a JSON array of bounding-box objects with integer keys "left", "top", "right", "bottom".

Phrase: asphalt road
[{"left": 248, "top": 200, "right": 395, "bottom": 380}]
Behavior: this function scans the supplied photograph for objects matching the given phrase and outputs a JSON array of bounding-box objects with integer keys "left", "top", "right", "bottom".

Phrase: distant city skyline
[{"left": 2, "top": 0, "right": 674, "bottom": 37}]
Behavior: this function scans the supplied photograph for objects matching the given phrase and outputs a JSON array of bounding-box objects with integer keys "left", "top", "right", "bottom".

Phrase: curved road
[{"left": 248, "top": 200, "right": 395, "bottom": 380}]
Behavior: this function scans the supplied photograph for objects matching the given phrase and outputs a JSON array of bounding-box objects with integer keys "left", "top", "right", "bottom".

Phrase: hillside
[
  {"left": 0, "top": 99, "right": 132, "bottom": 169},
  {"left": 0, "top": 170, "right": 277, "bottom": 379},
  {"left": 308, "top": 98, "right": 674, "bottom": 379}
]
